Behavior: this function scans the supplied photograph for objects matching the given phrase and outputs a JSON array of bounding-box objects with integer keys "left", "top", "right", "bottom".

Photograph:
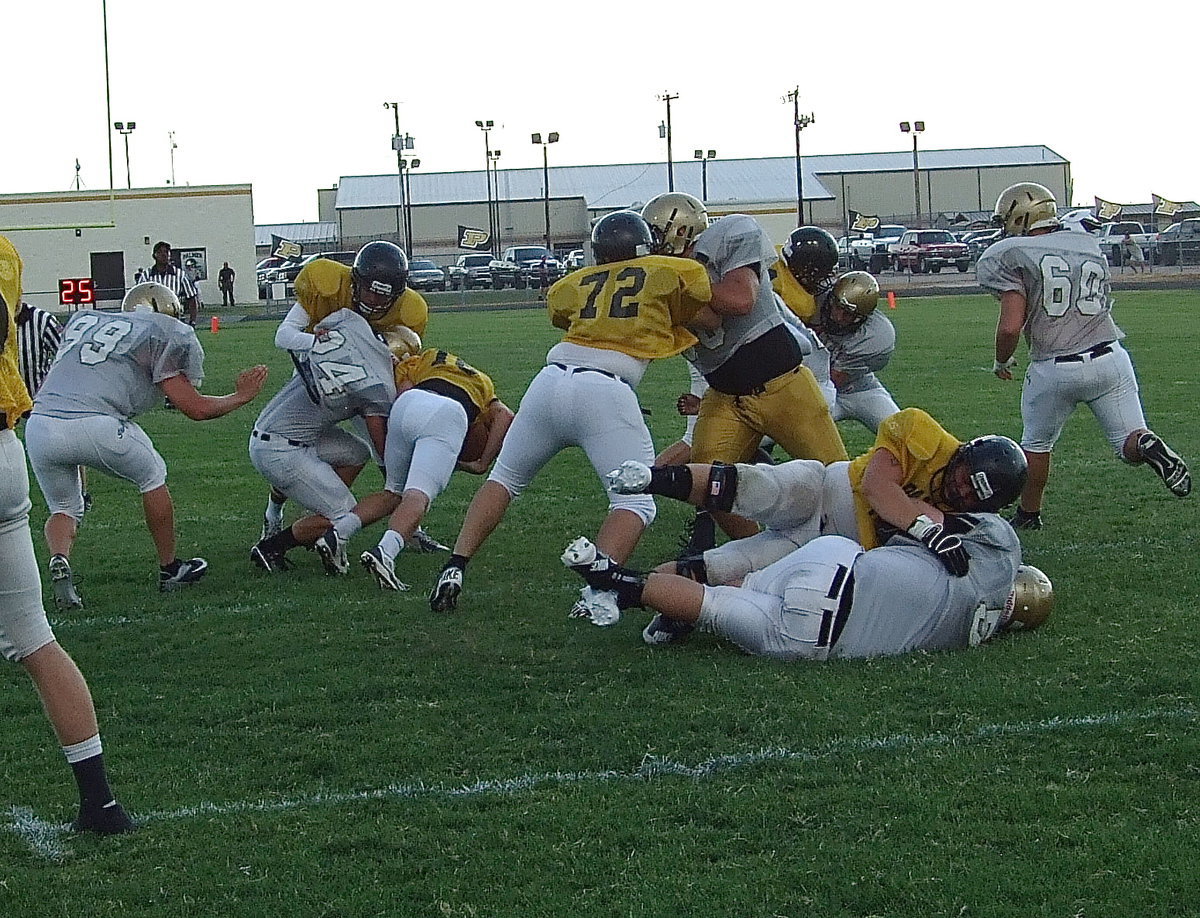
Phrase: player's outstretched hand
[
  {"left": 906, "top": 514, "right": 970, "bottom": 577},
  {"left": 236, "top": 365, "right": 269, "bottom": 400}
]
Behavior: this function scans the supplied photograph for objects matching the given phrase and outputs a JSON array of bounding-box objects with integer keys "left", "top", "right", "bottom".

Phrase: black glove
[{"left": 906, "top": 515, "right": 970, "bottom": 577}]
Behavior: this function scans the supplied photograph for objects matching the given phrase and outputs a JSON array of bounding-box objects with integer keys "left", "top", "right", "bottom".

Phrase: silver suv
[{"left": 448, "top": 253, "right": 495, "bottom": 290}]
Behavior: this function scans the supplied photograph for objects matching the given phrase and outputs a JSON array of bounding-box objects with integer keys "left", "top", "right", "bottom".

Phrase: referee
[
  {"left": 147, "top": 240, "right": 199, "bottom": 326},
  {"left": 15, "top": 299, "right": 62, "bottom": 396}
]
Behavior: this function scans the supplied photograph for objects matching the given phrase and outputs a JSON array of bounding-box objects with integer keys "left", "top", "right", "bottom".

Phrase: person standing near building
[
  {"left": 146, "top": 241, "right": 200, "bottom": 326},
  {"left": 0, "top": 235, "right": 135, "bottom": 834},
  {"left": 218, "top": 261, "right": 236, "bottom": 308}
]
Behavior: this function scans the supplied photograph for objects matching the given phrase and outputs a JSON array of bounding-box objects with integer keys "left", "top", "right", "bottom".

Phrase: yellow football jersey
[
  {"left": 548, "top": 255, "right": 711, "bottom": 360},
  {"left": 769, "top": 261, "right": 819, "bottom": 324},
  {"left": 846, "top": 407, "right": 963, "bottom": 548},
  {"left": 395, "top": 348, "right": 497, "bottom": 416},
  {"left": 294, "top": 258, "right": 429, "bottom": 338},
  {"left": 0, "top": 236, "right": 33, "bottom": 429}
]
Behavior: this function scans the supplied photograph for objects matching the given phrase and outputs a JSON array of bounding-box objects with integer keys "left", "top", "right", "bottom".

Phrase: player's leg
[
  {"left": 1013, "top": 360, "right": 1075, "bottom": 524},
  {"left": 692, "top": 389, "right": 766, "bottom": 540},
  {"left": 757, "top": 367, "right": 849, "bottom": 465},
  {"left": 22, "top": 416, "right": 87, "bottom": 607}
]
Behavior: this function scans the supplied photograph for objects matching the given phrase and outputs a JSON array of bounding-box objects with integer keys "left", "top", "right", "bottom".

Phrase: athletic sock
[
  {"left": 379, "top": 530, "right": 405, "bottom": 563},
  {"left": 63, "top": 736, "right": 116, "bottom": 811},
  {"left": 446, "top": 553, "right": 469, "bottom": 571}
]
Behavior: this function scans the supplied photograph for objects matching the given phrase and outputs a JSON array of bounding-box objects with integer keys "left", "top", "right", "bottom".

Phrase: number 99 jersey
[
  {"left": 547, "top": 255, "right": 711, "bottom": 360},
  {"left": 976, "top": 230, "right": 1122, "bottom": 361}
]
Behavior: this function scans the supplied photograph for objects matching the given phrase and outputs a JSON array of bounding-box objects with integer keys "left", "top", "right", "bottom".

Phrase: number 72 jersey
[
  {"left": 547, "top": 255, "right": 712, "bottom": 360},
  {"left": 34, "top": 310, "right": 205, "bottom": 420},
  {"left": 976, "top": 231, "right": 1123, "bottom": 361}
]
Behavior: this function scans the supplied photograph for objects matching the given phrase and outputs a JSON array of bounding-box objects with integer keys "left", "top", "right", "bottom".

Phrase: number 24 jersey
[{"left": 547, "top": 255, "right": 712, "bottom": 360}]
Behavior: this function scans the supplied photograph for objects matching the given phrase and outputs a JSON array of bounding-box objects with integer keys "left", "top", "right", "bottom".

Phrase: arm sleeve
[{"left": 275, "top": 302, "right": 316, "bottom": 351}]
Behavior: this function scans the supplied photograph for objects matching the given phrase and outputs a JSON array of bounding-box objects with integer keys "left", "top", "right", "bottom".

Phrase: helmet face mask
[
  {"left": 641, "top": 193, "right": 708, "bottom": 255},
  {"left": 941, "top": 436, "right": 1028, "bottom": 512},
  {"left": 824, "top": 270, "right": 879, "bottom": 333},
  {"left": 121, "top": 281, "right": 182, "bottom": 318},
  {"left": 591, "top": 211, "right": 655, "bottom": 265},
  {"left": 782, "top": 226, "right": 839, "bottom": 295},
  {"left": 993, "top": 182, "right": 1059, "bottom": 236},
  {"left": 1001, "top": 564, "right": 1053, "bottom": 631},
  {"left": 352, "top": 241, "right": 408, "bottom": 319}
]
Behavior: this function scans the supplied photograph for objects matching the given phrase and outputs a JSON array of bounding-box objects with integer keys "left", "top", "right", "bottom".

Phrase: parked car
[
  {"left": 256, "top": 256, "right": 289, "bottom": 299},
  {"left": 1156, "top": 218, "right": 1200, "bottom": 266},
  {"left": 892, "top": 229, "right": 971, "bottom": 274},
  {"left": 447, "top": 253, "right": 496, "bottom": 290},
  {"left": 1094, "top": 221, "right": 1156, "bottom": 266},
  {"left": 868, "top": 224, "right": 907, "bottom": 271},
  {"left": 564, "top": 249, "right": 586, "bottom": 270},
  {"left": 490, "top": 246, "right": 564, "bottom": 290},
  {"left": 836, "top": 235, "right": 875, "bottom": 271},
  {"left": 407, "top": 258, "right": 447, "bottom": 292},
  {"left": 964, "top": 228, "right": 1003, "bottom": 261}
]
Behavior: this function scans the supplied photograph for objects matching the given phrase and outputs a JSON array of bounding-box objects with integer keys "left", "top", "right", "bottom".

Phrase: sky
[{"left": 7, "top": 1, "right": 1196, "bottom": 226}]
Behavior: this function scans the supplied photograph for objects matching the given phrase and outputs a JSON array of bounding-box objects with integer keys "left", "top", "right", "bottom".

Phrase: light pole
[
  {"left": 900, "top": 120, "right": 925, "bottom": 227},
  {"left": 113, "top": 121, "right": 136, "bottom": 189},
  {"left": 532, "top": 132, "right": 559, "bottom": 251},
  {"left": 475, "top": 119, "right": 496, "bottom": 255},
  {"left": 657, "top": 91, "right": 678, "bottom": 191},
  {"left": 168, "top": 131, "right": 177, "bottom": 185},
  {"left": 784, "top": 88, "right": 814, "bottom": 224},
  {"left": 693, "top": 149, "right": 716, "bottom": 202},
  {"left": 402, "top": 155, "right": 420, "bottom": 254},
  {"left": 384, "top": 102, "right": 410, "bottom": 252},
  {"left": 488, "top": 148, "right": 502, "bottom": 254}
]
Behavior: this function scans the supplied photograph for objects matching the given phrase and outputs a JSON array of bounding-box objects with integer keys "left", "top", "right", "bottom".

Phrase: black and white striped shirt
[
  {"left": 146, "top": 263, "right": 199, "bottom": 304},
  {"left": 16, "top": 302, "right": 62, "bottom": 395}
]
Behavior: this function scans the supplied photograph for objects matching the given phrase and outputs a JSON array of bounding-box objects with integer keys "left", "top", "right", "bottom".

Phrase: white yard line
[{"left": 7, "top": 706, "right": 1194, "bottom": 861}]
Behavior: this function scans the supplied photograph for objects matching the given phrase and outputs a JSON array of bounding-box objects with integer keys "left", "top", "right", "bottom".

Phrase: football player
[
  {"left": 356, "top": 346, "right": 514, "bottom": 591},
  {"left": 642, "top": 196, "right": 847, "bottom": 542},
  {"left": 605, "top": 407, "right": 1027, "bottom": 587},
  {"left": 978, "top": 182, "right": 1190, "bottom": 529},
  {"left": 428, "top": 210, "right": 712, "bottom": 614},
  {"left": 25, "top": 283, "right": 267, "bottom": 602},
  {"left": 0, "top": 236, "right": 135, "bottom": 834},
  {"left": 561, "top": 527, "right": 1050, "bottom": 659},
  {"left": 248, "top": 309, "right": 397, "bottom": 574}
]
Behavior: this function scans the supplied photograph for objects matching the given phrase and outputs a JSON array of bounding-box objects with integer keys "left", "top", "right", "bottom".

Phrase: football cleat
[
  {"left": 605, "top": 460, "right": 653, "bottom": 494},
  {"left": 1008, "top": 508, "right": 1043, "bottom": 530},
  {"left": 360, "top": 547, "right": 410, "bottom": 592},
  {"left": 1137, "top": 432, "right": 1191, "bottom": 497},
  {"left": 250, "top": 541, "right": 292, "bottom": 573},
  {"left": 314, "top": 527, "right": 350, "bottom": 576},
  {"left": 429, "top": 565, "right": 463, "bottom": 612},
  {"left": 49, "top": 554, "right": 84, "bottom": 610},
  {"left": 159, "top": 557, "right": 209, "bottom": 592},
  {"left": 560, "top": 537, "right": 646, "bottom": 609},
  {"left": 72, "top": 799, "right": 135, "bottom": 835},
  {"left": 569, "top": 587, "right": 621, "bottom": 627},
  {"left": 411, "top": 527, "right": 450, "bottom": 553},
  {"left": 260, "top": 514, "right": 283, "bottom": 541},
  {"left": 642, "top": 613, "right": 695, "bottom": 646}
]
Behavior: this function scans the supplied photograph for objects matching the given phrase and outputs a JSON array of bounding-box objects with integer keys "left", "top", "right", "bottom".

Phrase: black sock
[
  {"left": 447, "top": 554, "right": 469, "bottom": 571},
  {"left": 71, "top": 754, "right": 116, "bottom": 812},
  {"left": 648, "top": 465, "right": 693, "bottom": 501},
  {"left": 264, "top": 528, "right": 301, "bottom": 553}
]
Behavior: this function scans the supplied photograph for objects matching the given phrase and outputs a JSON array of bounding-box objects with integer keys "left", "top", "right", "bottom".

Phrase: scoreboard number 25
[{"left": 59, "top": 278, "right": 96, "bottom": 307}]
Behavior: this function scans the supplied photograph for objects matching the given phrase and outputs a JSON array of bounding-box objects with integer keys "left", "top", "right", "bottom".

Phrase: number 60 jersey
[
  {"left": 975, "top": 229, "right": 1123, "bottom": 360},
  {"left": 33, "top": 310, "right": 205, "bottom": 420}
]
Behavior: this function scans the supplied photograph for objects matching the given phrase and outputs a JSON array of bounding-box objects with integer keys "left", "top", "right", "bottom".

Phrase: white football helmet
[
  {"left": 121, "top": 282, "right": 182, "bottom": 318},
  {"left": 641, "top": 192, "right": 709, "bottom": 255},
  {"left": 993, "top": 183, "right": 1060, "bottom": 237}
]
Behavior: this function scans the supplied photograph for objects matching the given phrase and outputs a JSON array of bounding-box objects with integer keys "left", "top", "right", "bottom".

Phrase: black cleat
[{"left": 1138, "top": 432, "right": 1191, "bottom": 497}]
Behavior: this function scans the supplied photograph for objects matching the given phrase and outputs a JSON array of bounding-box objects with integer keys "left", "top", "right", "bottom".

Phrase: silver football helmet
[
  {"left": 641, "top": 192, "right": 709, "bottom": 255},
  {"left": 1002, "top": 564, "right": 1053, "bottom": 631},
  {"left": 825, "top": 271, "right": 880, "bottom": 333},
  {"left": 121, "top": 281, "right": 182, "bottom": 318},
  {"left": 993, "top": 182, "right": 1059, "bottom": 236}
]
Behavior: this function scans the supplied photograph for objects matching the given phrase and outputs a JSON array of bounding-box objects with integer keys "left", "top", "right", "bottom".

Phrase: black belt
[
  {"left": 415, "top": 378, "right": 480, "bottom": 425},
  {"left": 1054, "top": 341, "right": 1114, "bottom": 364},
  {"left": 819, "top": 565, "right": 855, "bottom": 650},
  {"left": 252, "top": 429, "right": 306, "bottom": 448},
  {"left": 0, "top": 411, "right": 7, "bottom": 430},
  {"left": 550, "top": 362, "right": 626, "bottom": 385}
]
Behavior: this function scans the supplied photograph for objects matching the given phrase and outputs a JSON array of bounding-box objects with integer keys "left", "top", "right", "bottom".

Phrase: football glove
[{"left": 906, "top": 514, "right": 970, "bottom": 577}]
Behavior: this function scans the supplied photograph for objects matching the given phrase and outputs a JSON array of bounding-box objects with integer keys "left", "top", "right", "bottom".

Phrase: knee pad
[
  {"left": 702, "top": 462, "right": 739, "bottom": 513},
  {"left": 610, "top": 492, "right": 656, "bottom": 526}
]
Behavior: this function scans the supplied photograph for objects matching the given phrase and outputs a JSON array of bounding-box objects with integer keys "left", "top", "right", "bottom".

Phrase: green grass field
[{"left": 3, "top": 291, "right": 1198, "bottom": 917}]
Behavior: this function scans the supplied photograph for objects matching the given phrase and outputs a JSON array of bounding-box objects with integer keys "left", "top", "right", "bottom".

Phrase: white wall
[{"left": 0, "top": 185, "right": 256, "bottom": 313}]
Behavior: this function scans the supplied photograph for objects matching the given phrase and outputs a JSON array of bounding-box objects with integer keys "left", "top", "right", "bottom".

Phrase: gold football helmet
[
  {"left": 993, "top": 183, "right": 1059, "bottom": 236},
  {"left": 641, "top": 192, "right": 708, "bottom": 255},
  {"left": 1003, "top": 564, "right": 1053, "bottom": 631},
  {"left": 121, "top": 281, "right": 182, "bottom": 318},
  {"left": 383, "top": 325, "right": 422, "bottom": 359},
  {"left": 827, "top": 271, "right": 880, "bottom": 331}
]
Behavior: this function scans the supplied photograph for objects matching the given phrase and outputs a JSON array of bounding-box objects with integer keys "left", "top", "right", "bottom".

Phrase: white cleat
[
  {"left": 605, "top": 460, "right": 653, "bottom": 494},
  {"left": 568, "top": 587, "right": 621, "bottom": 627}
]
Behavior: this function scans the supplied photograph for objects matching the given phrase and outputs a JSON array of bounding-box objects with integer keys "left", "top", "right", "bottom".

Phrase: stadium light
[
  {"left": 900, "top": 120, "right": 926, "bottom": 227},
  {"left": 693, "top": 149, "right": 716, "bottom": 202},
  {"left": 384, "top": 102, "right": 409, "bottom": 252},
  {"left": 113, "top": 121, "right": 136, "bottom": 189},
  {"left": 476, "top": 120, "right": 497, "bottom": 256},
  {"left": 532, "top": 132, "right": 560, "bottom": 251}
]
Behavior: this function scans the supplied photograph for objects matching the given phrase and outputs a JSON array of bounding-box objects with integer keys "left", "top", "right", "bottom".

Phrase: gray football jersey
[
  {"left": 688, "top": 215, "right": 784, "bottom": 375},
  {"left": 32, "top": 311, "right": 204, "bottom": 420},
  {"left": 976, "top": 230, "right": 1123, "bottom": 360},
  {"left": 254, "top": 309, "right": 396, "bottom": 443},
  {"left": 832, "top": 514, "right": 1020, "bottom": 659},
  {"left": 825, "top": 310, "right": 895, "bottom": 394}
]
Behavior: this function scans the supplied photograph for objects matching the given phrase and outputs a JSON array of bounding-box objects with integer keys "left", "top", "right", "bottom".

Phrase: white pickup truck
[{"left": 1094, "top": 221, "right": 1156, "bottom": 265}]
